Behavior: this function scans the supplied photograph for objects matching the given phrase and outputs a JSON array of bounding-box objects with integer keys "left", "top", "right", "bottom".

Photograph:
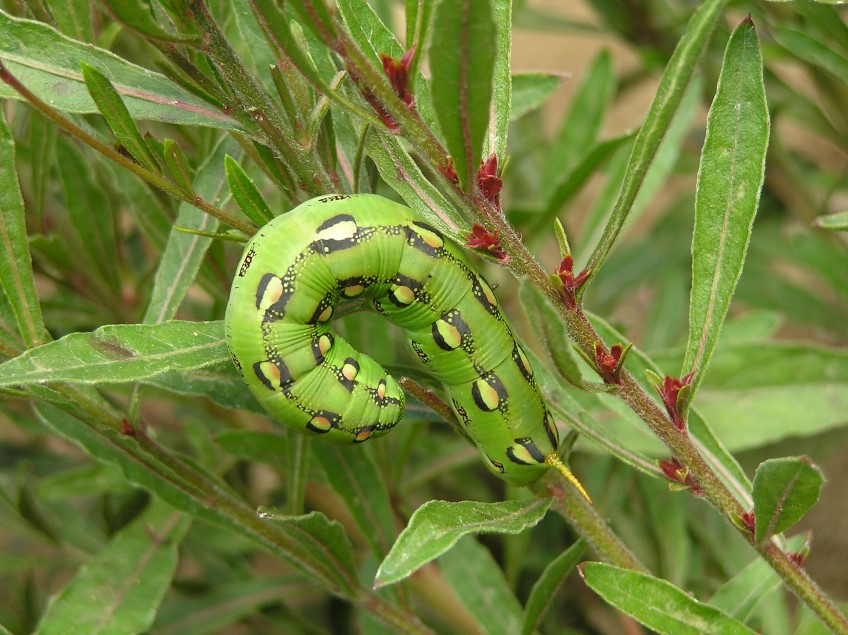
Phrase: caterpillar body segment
[{"left": 225, "top": 193, "right": 576, "bottom": 488}]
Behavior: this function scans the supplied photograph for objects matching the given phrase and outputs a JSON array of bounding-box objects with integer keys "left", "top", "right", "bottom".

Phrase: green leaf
[
  {"left": 162, "top": 139, "right": 195, "bottom": 196},
  {"left": 56, "top": 137, "right": 121, "bottom": 298},
  {"left": 104, "top": 0, "right": 199, "bottom": 44},
  {"left": 522, "top": 539, "right": 587, "bottom": 635},
  {"left": 489, "top": 0, "right": 512, "bottom": 160},
  {"left": 682, "top": 18, "right": 769, "bottom": 403},
  {"left": 375, "top": 498, "right": 551, "bottom": 587},
  {"left": 709, "top": 555, "right": 783, "bottom": 621},
  {"left": 773, "top": 25, "right": 848, "bottom": 86},
  {"left": 143, "top": 137, "right": 237, "bottom": 324},
  {"left": 542, "top": 49, "right": 615, "bottom": 202},
  {"left": 0, "top": 11, "right": 238, "bottom": 129},
  {"left": 0, "top": 320, "right": 227, "bottom": 387},
  {"left": 315, "top": 446, "right": 396, "bottom": 558},
  {"left": 152, "top": 576, "right": 304, "bottom": 634},
  {"left": 661, "top": 342, "right": 848, "bottom": 451},
  {"left": 82, "top": 62, "right": 161, "bottom": 173},
  {"left": 510, "top": 72, "right": 565, "bottom": 121},
  {"left": 224, "top": 155, "right": 274, "bottom": 227},
  {"left": 147, "top": 362, "right": 263, "bottom": 414},
  {"left": 36, "top": 500, "right": 190, "bottom": 635},
  {"left": 366, "top": 130, "right": 464, "bottom": 239},
  {"left": 813, "top": 210, "right": 848, "bottom": 231},
  {"left": 582, "top": 0, "right": 727, "bottom": 291},
  {"left": 752, "top": 457, "right": 824, "bottom": 544},
  {"left": 429, "top": 0, "right": 496, "bottom": 189},
  {"left": 0, "top": 108, "right": 47, "bottom": 349},
  {"left": 441, "top": 537, "right": 524, "bottom": 635},
  {"left": 257, "top": 510, "right": 358, "bottom": 595},
  {"left": 518, "top": 282, "right": 583, "bottom": 386},
  {"left": 46, "top": 0, "right": 94, "bottom": 42},
  {"left": 581, "top": 562, "right": 758, "bottom": 635}
]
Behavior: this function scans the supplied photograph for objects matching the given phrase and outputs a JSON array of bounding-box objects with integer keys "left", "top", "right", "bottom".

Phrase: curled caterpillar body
[{"left": 226, "top": 194, "right": 576, "bottom": 489}]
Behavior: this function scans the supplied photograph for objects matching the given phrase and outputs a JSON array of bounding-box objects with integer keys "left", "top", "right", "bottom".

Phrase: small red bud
[
  {"left": 380, "top": 46, "right": 416, "bottom": 106},
  {"left": 657, "top": 457, "right": 702, "bottom": 495},
  {"left": 466, "top": 224, "right": 509, "bottom": 263},
  {"left": 658, "top": 372, "right": 694, "bottom": 431},
  {"left": 554, "top": 256, "right": 590, "bottom": 310}
]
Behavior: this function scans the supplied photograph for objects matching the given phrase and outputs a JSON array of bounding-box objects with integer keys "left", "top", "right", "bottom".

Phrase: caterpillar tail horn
[{"left": 545, "top": 454, "right": 592, "bottom": 504}]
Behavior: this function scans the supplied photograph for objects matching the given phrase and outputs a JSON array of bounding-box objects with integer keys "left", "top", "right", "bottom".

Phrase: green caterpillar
[{"left": 225, "top": 194, "right": 587, "bottom": 496}]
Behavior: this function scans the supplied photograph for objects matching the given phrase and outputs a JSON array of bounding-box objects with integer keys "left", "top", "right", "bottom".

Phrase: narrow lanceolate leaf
[
  {"left": 36, "top": 500, "right": 191, "bottom": 635},
  {"left": 0, "top": 11, "right": 237, "bottom": 129},
  {"left": 441, "top": 538, "right": 524, "bottom": 635},
  {"left": 542, "top": 49, "right": 615, "bottom": 202},
  {"left": 519, "top": 282, "right": 583, "bottom": 386},
  {"left": 682, "top": 18, "right": 769, "bottom": 404},
  {"left": 162, "top": 139, "right": 195, "bottom": 195},
  {"left": 82, "top": 62, "right": 161, "bottom": 173},
  {"left": 708, "top": 555, "right": 783, "bottom": 621},
  {"left": 522, "top": 540, "right": 587, "bottom": 635},
  {"left": 510, "top": 72, "right": 566, "bottom": 121},
  {"left": 257, "top": 510, "right": 359, "bottom": 595},
  {"left": 0, "top": 320, "right": 227, "bottom": 387},
  {"left": 56, "top": 138, "right": 121, "bottom": 297},
  {"left": 103, "top": 0, "right": 201, "bottom": 44},
  {"left": 429, "top": 0, "right": 496, "bottom": 189},
  {"left": 489, "top": 0, "right": 512, "bottom": 160},
  {"left": 315, "top": 446, "right": 396, "bottom": 558},
  {"left": 225, "top": 155, "right": 274, "bottom": 226},
  {"left": 143, "top": 137, "right": 237, "bottom": 324},
  {"left": 0, "top": 108, "right": 47, "bottom": 349},
  {"left": 581, "top": 563, "right": 758, "bottom": 635},
  {"left": 374, "top": 498, "right": 550, "bottom": 587},
  {"left": 752, "top": 457, "right": 824, "bottom": 544},
  {"left": 582, "top": 0, "right": 728, "bottom": 292},
  {"left": 813, "top": 210, "right": 848, "bottom": 231}
]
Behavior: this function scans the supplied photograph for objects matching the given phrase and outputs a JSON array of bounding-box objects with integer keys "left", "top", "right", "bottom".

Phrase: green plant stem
[
  {"left": 581, "top": 0, "right": 729, "bottom": 292},
  {"left": 188, "top": 0, "right": 336, "bottom": 196},
  {"left": 761, "top": 542, "right": 848, "bottom": 635},
  {"left": 534, "top": 477, "right": 648, "bottom": 575},
  {"left": 0, "top": 61, "right": 256, "bottom": 237}
]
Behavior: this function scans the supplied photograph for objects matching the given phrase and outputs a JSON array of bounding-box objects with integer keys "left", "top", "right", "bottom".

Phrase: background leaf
[
  {"left": 753, "top": 457, "right": 824, "bottom": 543},
  {"left": 429, "top": 0, "right": 496, "bottom": 189},
  {"left": 375, "top": 499, "right": 551, "bottom": 587},
  {"left": 682, "top": 18, "right": 770, "bottom": 401}
]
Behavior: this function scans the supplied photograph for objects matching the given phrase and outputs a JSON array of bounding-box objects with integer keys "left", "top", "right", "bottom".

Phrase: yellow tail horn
[{"left": 545, "top": 454, "right": 592, "bottom": 504}]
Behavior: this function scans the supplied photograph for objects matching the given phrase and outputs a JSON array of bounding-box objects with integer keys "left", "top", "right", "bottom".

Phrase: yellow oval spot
[
  {"left": 391, "top": 285, "right": 415, "bottom": 305},
  {"left": 309, "top": 415, "right": 332, "bottom": 432},
  {"left": 342, "top": 363, "right": 358, "bottom": 381},
  {"left": 508, "top": 443, "right": 535, "bottom": 465},
  {"left": 377, "top": 382, "right": 386, "bottom": 399},
  {"left": 317, "top": 306, "right": 333, "bottom": 322},
  {"left": 412, "top": 224, "right": 443, "bottom": 249},
  {"left": 259, "top": 277, "right": 284, "bottom": 310},
  {"left": 475, "top": 378, "right": 500, "bottom": 410},
  {"left": 480, "top": 278, "right": 497, "bottom": 307},
  {"left": 436, "top": 320, "right": 462, "bottom": 349},
  {"left": 259, "top": 361, "right": 281, "bottom": 389},
  {"left": 343, "top": 284, "right": 364, "bottom": 297},
  {"left": 319, "top": 335, "right": 333, "bottom": 355},
  {"left": 317, "top": 219, "right": 357, "bottom": 242},
  {"left": 355, "top": 427, "right": 373, "bottom": 442}
]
